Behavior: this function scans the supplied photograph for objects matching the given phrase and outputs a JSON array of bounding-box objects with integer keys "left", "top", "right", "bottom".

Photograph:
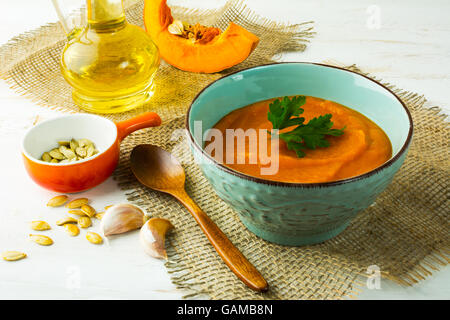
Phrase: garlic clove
[
  {"left": 140, "top": 218, "right": 174, "bottom": 260},
  {"left": 100, "top": 204, "right": 146, "bottom": 237}
]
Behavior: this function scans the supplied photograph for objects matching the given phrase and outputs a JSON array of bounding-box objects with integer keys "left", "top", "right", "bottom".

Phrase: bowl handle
[{"left": 116, "top": 112, "right": 162, "bottom": 142}]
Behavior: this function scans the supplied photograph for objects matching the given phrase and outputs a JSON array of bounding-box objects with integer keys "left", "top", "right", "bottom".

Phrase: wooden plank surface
[{"left": 0, "top": 0, "right": 448, "bottom": 299}]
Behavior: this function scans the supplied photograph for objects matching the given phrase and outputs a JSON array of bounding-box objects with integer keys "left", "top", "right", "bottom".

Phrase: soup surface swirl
[{"left": 206, "top": 96, "right": 392, "bottom": 183}]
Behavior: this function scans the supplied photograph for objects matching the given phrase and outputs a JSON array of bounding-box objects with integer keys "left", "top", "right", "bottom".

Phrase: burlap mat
[
  {"left": 113, "top": 75, "right": 449, "bottom": 299},
  {"left": 1, "top": 0, "right": 448, "bottom": 300}
]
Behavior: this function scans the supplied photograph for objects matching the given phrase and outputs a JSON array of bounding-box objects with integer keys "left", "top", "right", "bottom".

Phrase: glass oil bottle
[{"left": 54, "top": 0, "right": 159, "bottom": 113}]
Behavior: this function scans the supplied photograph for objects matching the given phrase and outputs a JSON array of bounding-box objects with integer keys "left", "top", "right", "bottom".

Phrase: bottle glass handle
[{"left": 51, "top": 0, "right": 87, "bottom": 39}]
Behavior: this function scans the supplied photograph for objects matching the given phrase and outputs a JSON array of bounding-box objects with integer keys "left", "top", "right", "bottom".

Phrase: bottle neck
[{"left": 87, "top": 0, "right": 125, "bottom": 28}]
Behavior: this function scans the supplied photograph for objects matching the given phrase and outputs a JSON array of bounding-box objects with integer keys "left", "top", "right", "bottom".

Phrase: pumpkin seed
[
  {"left": 78, "top": 216, "right": 91, "bottom": 228},
  {"left": 47, "top": 195, "right": 68, "bottom": 207},
  {"left": 168, "top": 20, "right": 184, "bottom": 35},
  {"left": 30, "top": 221, "right": 51, "bottom": 231},
  {"left": 86, "top": 232, "right": 103, "bottom": 244},
  {"left": 182, "top": 21, "right": 191, "bottom": 30},
  {"left": 2, "top": 251, "right": 27, "bottom": 261},
  {"left": 68, "top": 209, "right": 87, "bottom": 217},
  {"left": 70, "top": 139, "right": 78, "bottom": 151},
  {"left": 81, "top": 204, "right": 96, "bottom": 217},
  {"left": 58, "top": 141, "right": 70, "bottom": 146},
  {"left": 64, "top": 224, "right": 79, "bottom": 236},
  {"left": 94, "top": 212, "right": 104, "bottom": 220},
  {"left": 86, "top": 145, "right": 95, "bottom": 157},
  {"left": 41, "top": 152, "right": 52, "bottom": 162},
  {"left": 49, "top": 148, "right": 64, "bottom": 160},
  {"left": 30, "top": 234, "right": 53, "bottom": 246},
  {"left": 56, "top": 217, "right": 78, "bottom": 226},
  {"left": 50, "top": 159, "right": 59, "bottom": 163},
  {"left": 61, "top": 148, "right": 76, "bottom": 159},
  {"left": 78, "top": 139, "right": 93, "bottom": 147},
  {"left": 66, "top": 198, "right": 89, "bottom": 209},
  {"left": 75, "top": 147, "right": 87, "bottom": 157}
]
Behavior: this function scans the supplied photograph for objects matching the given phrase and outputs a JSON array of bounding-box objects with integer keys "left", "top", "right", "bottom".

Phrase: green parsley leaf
[
  {"left": 268, "top": 95, "right": 306, "bottom": 129},
  {"left": 268, "top": 96, "right": 345, "bottom": 158}
]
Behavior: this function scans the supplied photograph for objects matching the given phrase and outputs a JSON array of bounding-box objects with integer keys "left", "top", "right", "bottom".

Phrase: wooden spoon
[{"left": 130, "top": 144, "right": 268, "bottom": 292}]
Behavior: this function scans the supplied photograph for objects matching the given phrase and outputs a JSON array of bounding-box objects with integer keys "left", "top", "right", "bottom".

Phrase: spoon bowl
[{"left": 131, "top": 145, "right": 185, "bottom": 191}]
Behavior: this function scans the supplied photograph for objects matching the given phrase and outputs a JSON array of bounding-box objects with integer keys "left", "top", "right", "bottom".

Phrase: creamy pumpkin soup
[{"left": 205, "top": 96, "right": 392, "bottom": 183}]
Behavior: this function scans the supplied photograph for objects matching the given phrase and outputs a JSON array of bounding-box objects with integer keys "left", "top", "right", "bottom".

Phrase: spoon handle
[{"left": 172, "top": 189, "right": 268, "bottom": 292}]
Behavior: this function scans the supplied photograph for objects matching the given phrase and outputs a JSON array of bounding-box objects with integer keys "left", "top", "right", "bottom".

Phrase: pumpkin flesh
[{"left": 144, "top": 0, "right": 259, "bottom": 73}]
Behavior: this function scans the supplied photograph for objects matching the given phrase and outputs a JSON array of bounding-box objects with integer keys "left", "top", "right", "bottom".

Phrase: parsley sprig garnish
[{"left": 268, "top": 96, "right": 345, "bottom": 158}]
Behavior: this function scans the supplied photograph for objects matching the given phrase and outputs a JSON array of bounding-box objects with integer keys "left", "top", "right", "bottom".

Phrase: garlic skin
[
  {"left": 100, "top": 204, "right": 145, "bottom": 236},
  {"left": 140, "top": 218, "right": 174, "bottom": 259}
]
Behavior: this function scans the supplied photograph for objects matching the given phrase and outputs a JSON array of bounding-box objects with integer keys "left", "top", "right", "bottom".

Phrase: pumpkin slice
[{"left": 144, "top": 0, "right": 259, "bottom": 73}]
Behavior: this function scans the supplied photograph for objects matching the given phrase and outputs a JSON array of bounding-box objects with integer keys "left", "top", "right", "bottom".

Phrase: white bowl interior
[{"left": 23, "top": 114, "right": 117, "bottom": 165}]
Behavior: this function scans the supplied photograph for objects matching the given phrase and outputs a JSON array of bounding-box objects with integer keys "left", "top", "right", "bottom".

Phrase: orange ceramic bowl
[{"left": 22, "top": 112, "right": 161, "bottom": 193}]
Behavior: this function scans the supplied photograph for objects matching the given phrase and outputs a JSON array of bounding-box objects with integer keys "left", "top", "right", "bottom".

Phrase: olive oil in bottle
[{"left": 60, "top": 0, "right": 159, "bottom": 113}]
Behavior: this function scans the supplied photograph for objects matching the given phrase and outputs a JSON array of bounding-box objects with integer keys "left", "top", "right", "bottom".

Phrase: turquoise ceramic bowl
[{"left": 186, "top": 63, "right": 413, "bottom": 246}]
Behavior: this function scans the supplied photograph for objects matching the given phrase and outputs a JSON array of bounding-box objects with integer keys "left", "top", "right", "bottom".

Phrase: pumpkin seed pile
[
  {"left": 41, "top": 139, "right": 98, "bottom": 163},
  {"left": 2, "top": 196, "right": 112, "bottom": 262},
  {"left": 51, "top": 197, "right": 103, "bottom": 241},
  {"left": 167, "top": 19, "right": 221, "bottom": 44}
]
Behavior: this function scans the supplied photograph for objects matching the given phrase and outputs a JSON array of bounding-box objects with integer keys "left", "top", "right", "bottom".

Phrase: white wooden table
[{"left": 0, "top": 0, "right": 448, "bottom": 300}]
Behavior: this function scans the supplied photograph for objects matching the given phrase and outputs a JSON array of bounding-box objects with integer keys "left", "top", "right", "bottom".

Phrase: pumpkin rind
[{"left": 144, "top": 0, "right": 259, "bottom": 73}]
